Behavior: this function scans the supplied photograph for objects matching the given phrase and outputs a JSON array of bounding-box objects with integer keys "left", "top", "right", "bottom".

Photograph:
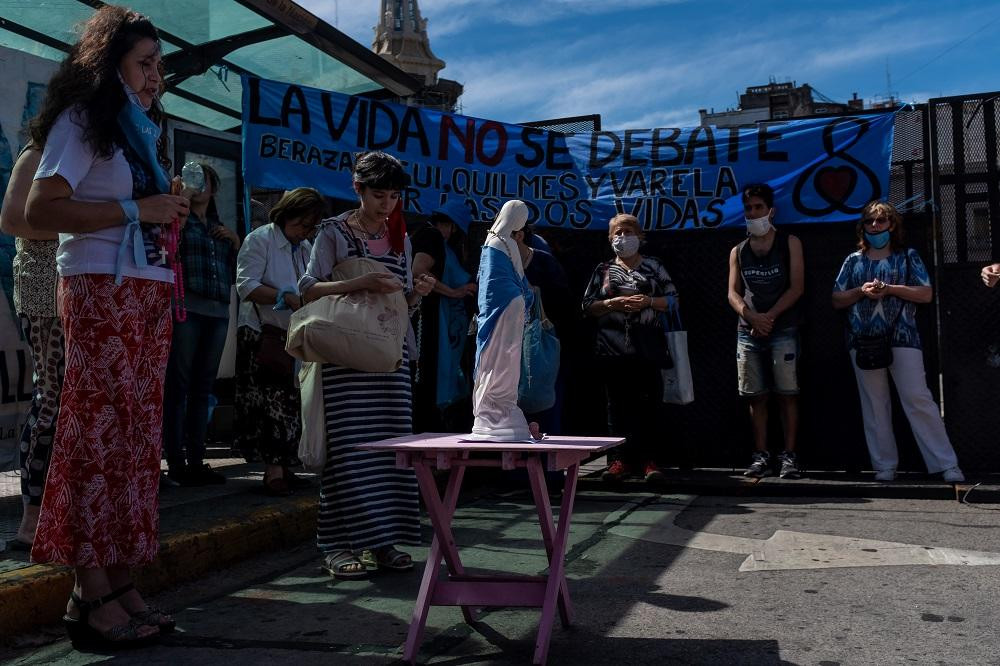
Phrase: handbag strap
[
  {"left": 662, "top": 292, "right": 683, "bottom": 332},
  {"left": 529, "top": 286, "right": 551, "bottom": 324}
]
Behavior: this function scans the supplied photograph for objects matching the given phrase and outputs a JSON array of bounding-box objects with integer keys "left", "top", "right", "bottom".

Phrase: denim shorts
[{"left": 736, "top": 327, "right": 800, "bottom": 397}]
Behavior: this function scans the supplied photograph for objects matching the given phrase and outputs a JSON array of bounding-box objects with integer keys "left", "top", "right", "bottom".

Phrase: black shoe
[
  {"left": 181, "top": 463, "right": 227, "bottom": 486},
  {"left": 743, "top": 451, "right": 771, "bottom": 478},
  {"left": 284, "top": 470, "right": 313, "bottom": 489},
  {"left": 163, "top": 468, "right": 184, "bottom": 488},
  {"left": 778, "top": 451, "right": 800, "bottom": 479}
]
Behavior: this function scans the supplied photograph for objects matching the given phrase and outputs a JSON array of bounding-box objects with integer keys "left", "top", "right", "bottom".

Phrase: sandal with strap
[
  {"left": 373, "top": 546, "right": 414, "bottom": 572},
  {"left": 63, "top": 586, "right": 160, "bottom": 650},
  {"left": 131, "top": 606, "right": 176, "bottom": 634},
  {"left": 108, "top": 582, "right": 176, "bottom": 634},
  {"left": 322, "top": 551, "right": 369, "bottom": 580},
  {"left": 111, "top": 583, "right": 176, "bottom": 634}
]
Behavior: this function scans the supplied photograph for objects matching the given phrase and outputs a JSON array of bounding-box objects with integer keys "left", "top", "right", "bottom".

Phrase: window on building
[
  {"left": 394, "top": 0, "right": 403, "bottom": 29},
  {"left": 816, "top": 106, "right": 828, "bottom": 114},
  {"left": 773, "top": 110, "right": 790, "bottom": 119}
]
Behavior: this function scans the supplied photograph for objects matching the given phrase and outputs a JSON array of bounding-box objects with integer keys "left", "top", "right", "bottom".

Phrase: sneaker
[
  {"left": 873, "top": 469, "right": 896, "bottom": 482},
  {"left": 743, "top": 451, "right": 771, "bottom": 478},
  {"left": 644, "top": 462, "right": 666, "bottom": 484},
  {"left": 182, "top": 463, "right": 227, "bottom": 486},
  {"left": 942, "top": 466, "right": 965, "bottom": 483},
  {"left": 601, "top": 460, "right": 629, "bottom": 482},
  {"left": 778, "top": 451, "right": 800, "bottom": 479}
]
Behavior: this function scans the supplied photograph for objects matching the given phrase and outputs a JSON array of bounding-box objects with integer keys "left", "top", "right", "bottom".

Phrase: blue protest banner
[{"left": 242, "top": 75, "right": 894, "bottom": 231}]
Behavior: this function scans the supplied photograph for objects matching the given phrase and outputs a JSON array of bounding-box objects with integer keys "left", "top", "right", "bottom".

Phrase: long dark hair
[
  {"left": 201, "top": 163, "right": 221, "bottom": 221},
  {"left": 28, "top": 6, "right": 168, "bottom": 170}
]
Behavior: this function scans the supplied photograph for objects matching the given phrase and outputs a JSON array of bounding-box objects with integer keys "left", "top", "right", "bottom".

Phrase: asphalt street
[{"left": 3, "top": 489, "right": 998, "bottom": 665}]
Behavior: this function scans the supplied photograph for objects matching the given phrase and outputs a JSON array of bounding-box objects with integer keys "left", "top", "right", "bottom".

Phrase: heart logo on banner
[{"left": 815, "top": 166, "right": 858, "bottom": 206}]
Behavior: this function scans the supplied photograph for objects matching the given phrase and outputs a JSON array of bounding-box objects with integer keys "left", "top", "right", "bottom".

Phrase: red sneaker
[
  {"left": 644, "top": 461, "right": 665, "bottom": 483},
  {"left": 601, "top": 460, "right": 629, "bottom": 482}
]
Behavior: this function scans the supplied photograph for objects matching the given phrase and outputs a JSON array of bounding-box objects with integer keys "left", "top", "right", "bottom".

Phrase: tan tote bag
[
  {"left": 296, "top": 361, "right": 326, "bottom": 472},
  {"left": 285, "top": 256, "right": 408, "bottom": 373}
]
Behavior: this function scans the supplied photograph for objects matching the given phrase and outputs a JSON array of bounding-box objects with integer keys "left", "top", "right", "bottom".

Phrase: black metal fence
[{"left": 929, "top": 92, "right": 1000, "bottom": 472}]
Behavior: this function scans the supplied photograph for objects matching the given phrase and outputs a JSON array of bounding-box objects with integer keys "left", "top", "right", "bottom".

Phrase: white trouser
[
  {"left": 850, "top": 347, "right": 959, "bottom": 473},
  {"left": 471, "top": 298, "right": 529, "bottom": 440}
]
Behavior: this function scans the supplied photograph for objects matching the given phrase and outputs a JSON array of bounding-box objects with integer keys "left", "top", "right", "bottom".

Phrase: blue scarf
[
  {"left": 474, "top": 245, "right": 533, "bottom": 373},
  {"left": 114, "top": 93, "right": 169, "bottom": 283}
]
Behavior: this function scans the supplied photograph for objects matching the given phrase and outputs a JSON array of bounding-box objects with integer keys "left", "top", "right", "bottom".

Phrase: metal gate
[{"left": 929, "top": 92, "right": 1000, "bottom": 471}]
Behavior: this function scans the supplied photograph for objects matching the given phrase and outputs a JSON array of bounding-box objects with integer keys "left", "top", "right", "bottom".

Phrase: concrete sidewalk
[
  {"left": 0, "top": 459, "right": 320, "bottom": 637},
  {"left": 1, "top": 455, "right": 997, "bottom": 640}
]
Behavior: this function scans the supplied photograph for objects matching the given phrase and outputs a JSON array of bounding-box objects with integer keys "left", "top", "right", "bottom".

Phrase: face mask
[
  {"left": 865, "top": 230, "right": 891, "bottom": 249},
  {"left": 745, "top": 215, "right": 772, "bottom": 237},
  {"left": 612, "top": 234, "right": 640, "bottom": 258},
  {"left": 117, "top": 69, "right": 152, "bottom": 111}
]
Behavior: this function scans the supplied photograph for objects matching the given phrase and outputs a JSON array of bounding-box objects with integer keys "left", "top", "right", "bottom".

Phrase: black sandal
[
  {"left": 115, "top": 583, "right": 177, "bottom": 633},
  {"left": 63, "top": 585, "right": 160, "bottom": 650},
  {"left": 373, "top": 546, "right": 414, "bottom": 572},
  {"left": 322, "top": 551, "right": 369, "bottom": 580}
]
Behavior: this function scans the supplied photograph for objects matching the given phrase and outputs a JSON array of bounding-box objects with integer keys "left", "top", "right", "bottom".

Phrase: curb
[{"left": 0, "top": 495, "right": 317, "bottom": 638}]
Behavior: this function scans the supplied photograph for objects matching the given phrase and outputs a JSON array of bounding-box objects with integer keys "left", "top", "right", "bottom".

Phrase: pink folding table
[{"left": 358, "top": 433, "right": 622, "bottom": 665}]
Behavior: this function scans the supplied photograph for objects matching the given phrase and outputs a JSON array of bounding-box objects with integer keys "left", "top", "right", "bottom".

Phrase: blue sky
[{"left": 301, "top": 0, "right": 1000, "bottom": 130}]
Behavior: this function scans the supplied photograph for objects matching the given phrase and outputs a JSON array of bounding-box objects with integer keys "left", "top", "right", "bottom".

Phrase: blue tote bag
[{"left": 518, "top": 287, "right": 560, "bottom": 414}]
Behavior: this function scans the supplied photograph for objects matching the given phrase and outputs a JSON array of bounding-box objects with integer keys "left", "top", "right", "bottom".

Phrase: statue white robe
[{"left": 469, "top": 200, "right": 534, "bottom": 441}]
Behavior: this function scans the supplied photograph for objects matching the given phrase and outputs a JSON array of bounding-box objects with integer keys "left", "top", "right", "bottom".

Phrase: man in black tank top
[{"left": 727, "top": 184, "right": 805, "bottom": 479}]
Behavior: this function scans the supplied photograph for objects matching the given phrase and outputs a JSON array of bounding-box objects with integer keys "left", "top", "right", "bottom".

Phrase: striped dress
[{"left": 303, "top": 216, "right": 421, "bottom": 554}]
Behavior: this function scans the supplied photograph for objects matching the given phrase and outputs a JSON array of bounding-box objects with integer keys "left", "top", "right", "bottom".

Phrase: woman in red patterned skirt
[{"left": 25, "top": 6, "right": 189, "bottom": 649}]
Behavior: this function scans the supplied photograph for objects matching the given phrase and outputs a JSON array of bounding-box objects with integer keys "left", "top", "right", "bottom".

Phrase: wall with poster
[{"left": 0, "top": 45, "right": 57, "bottom": 471}]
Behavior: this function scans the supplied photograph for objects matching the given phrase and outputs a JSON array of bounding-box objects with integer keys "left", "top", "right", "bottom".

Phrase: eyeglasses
[{"left": 864, "top": 216, "right": 890, "bottom": 228}]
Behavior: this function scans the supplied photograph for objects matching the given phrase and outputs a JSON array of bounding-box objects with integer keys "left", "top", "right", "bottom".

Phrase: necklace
[{"left": 351, "top": 210, "right": 386, "bottom": 240}]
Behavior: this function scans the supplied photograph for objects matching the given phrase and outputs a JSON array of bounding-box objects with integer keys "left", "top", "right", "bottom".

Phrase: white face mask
[
  {"left": 745, "top": 214, "right": 772, "bottom": 237},
  {"left": 612, "top": 234, "right": 640, "bottom": 258}
]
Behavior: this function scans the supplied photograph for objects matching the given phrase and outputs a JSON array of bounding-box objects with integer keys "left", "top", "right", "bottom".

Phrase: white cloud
[{"left": 297, "top": 0, "right": 999, "bottom": 130}]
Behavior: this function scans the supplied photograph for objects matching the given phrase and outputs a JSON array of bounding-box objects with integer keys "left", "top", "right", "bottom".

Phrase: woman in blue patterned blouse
[{"left": 832, "top": 201, "right": 964, "bottom": 483}]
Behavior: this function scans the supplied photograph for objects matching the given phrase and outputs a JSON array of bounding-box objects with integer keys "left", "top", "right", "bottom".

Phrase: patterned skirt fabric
[
  {"left": 32, "top": 275, "right": 171, "bottom": 568},
  {"left": 234, "top": 325, "right": 301, "bottom": 466},
  {"left": 17, "top": 313, "right": 64, "bottom": 506}
]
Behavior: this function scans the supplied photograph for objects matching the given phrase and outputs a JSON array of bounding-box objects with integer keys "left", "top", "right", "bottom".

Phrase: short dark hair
[
  {"left": 741, "top": 183, "right": 775, "bottom": 209},
  {"left": 269, "top": 187, "right": 325, "bottom": 228},
  {"left": 352, "top": 151, "right": 408, "bottom": 191}
]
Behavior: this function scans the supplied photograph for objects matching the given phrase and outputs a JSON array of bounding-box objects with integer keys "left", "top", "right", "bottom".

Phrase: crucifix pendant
[{"left": 158, "top": 246, "right": 168, "bottom": 264}]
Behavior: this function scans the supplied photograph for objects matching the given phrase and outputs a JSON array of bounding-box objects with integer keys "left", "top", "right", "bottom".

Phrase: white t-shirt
[{"left": 35, "top": 107, "right": 173, "bottom": 283}]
